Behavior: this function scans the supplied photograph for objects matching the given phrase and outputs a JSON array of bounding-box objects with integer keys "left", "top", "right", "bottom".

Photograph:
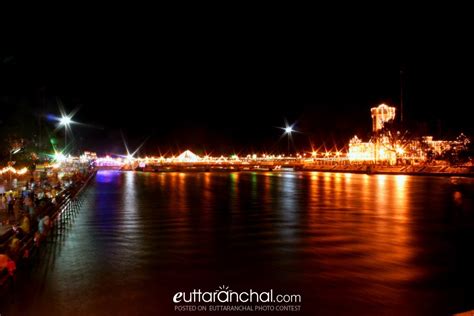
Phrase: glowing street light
[
  {"left": 8, "top": 146, "right": 23, "bottom": 186},
  {"left": 52, "top": 100, "right": 81, "bottom": 154},
  {"left": 59, "top": 116, "right": 72, "bottom": 126},
  {"left": 282, "top": 124, "right": 295, "bottom": 155},
  {"left": 54, "top": 151, "right": 66, "bottom": 163},
  {"left": 11, "top": 148, "right": 21, "bottom": 155},
  {"left": 59, "top": 114, "right": 73, "bottom": 151}
]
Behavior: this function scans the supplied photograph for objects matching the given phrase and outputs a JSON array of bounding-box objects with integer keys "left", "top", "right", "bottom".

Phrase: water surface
[{"left": 1, "top": 171, "right": 474, "bottom": 315}]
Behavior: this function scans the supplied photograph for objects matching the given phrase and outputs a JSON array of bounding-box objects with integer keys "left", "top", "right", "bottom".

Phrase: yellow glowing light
[
  {"left": 348, "top": 136, "right": 375, "bottom": 162},
  {"left": 371, "top": 103, "right": 396, "bottom": 132},
  {"left": 0, "top": 166, "right": 28, "bottom": 175}
]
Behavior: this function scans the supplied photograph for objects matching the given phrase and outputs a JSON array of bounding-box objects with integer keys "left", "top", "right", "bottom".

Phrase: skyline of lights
[
  {"left": 2, "top": 103, "right": 469, "bottom": 170},
  {"left": 40, "top": 105, "right": 470, "bottom": 155}
]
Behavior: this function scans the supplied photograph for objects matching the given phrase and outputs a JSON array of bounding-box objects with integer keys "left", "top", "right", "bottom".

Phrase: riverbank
[
  {"left": 0, "top": 168, "right": 96, "bottom": 288},
  {"left": 299, "top": 164, "right": 474, "bottom": 177}
]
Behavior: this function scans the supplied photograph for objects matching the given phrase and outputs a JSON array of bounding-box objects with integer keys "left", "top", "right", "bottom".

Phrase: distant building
[
  {"left": 371, "top": 104, "right": 396, "bottom": 132},
  {"left": 348, "top": 104, "right": 468, "bottom": 165},
  {"left": 348, "top": 135, "right": 398, "bottom": 165},
  {"left": 83, "top": 151, "right": 97, "bottom": 160},
  {"left": 348, "top": 136, "right": 375, "bottom": 163},
  {"left": 349, "top": 104, "right": 398, "bottom": 164}
]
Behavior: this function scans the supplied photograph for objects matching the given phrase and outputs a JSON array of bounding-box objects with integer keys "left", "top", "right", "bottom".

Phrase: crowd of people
[{"left": 0, "top": 171, "right": 85, "bottom": 285}]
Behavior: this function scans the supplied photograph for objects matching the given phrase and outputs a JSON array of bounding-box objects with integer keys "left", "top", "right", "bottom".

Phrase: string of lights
[{"left": 0, "top": 166, "right": 28, "bottom": 175}]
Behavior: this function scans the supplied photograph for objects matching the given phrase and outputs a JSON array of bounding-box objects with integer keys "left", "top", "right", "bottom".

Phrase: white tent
[{"left": 176, "top": 150, "right": 201, "bottom": 162}]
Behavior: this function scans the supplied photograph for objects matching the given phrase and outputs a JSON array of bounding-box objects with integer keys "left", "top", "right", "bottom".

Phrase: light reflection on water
[{"left": 1, "top": 170, "right": 474, "bottom": 315}]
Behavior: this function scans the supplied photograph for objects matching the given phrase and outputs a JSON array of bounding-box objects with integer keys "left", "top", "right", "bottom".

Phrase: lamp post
[
  {"left": 284, "top": 125, "right": 294, "bottom": 156},
  {"left": 8, "top": 147, "right": 21, "bottom": 189},
  {"left": 59, "top": 115, "right": 72, "bottom": 152}
]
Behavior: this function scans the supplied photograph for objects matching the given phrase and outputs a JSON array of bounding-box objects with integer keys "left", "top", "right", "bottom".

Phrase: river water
[{"left": 1, "top": 170, "right": 474, "bottom": 315}]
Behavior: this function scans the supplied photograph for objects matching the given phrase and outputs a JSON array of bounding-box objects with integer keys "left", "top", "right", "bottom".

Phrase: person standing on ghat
[
  {"left": 7, "top": 194, "right": 14, "bottom": 218},
  {"left": 0, "top": 193, "right": 5, "bottom": 211}
]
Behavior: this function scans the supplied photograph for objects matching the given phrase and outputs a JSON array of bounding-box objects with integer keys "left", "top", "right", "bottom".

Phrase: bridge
[{"left": 95, "top": 150, "right": 351, "bottom": 172}]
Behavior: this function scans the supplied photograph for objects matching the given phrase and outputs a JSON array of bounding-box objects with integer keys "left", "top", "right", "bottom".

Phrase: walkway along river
[{"left": 0, "top": 169, "right": 96, "bottom": 289}]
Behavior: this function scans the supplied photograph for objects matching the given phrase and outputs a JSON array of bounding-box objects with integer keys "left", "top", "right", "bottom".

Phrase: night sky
[{"left": 1, "top": 17, "right": 473, "bottom": 156}]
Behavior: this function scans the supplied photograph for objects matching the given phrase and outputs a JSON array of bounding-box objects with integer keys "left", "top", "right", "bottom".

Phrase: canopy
[{"left": 176, "top": 150, "right": 201, "bottom": 162}]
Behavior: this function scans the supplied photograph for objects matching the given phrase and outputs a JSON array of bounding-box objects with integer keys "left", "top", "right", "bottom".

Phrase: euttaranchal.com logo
[{"left": 173, "top": 285, "right": 302, "bottom": 312}]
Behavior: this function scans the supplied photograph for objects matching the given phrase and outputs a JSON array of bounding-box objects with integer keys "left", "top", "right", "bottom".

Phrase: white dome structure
[{"left": 176, "top": 150, "right": 201, "bottom": 162}]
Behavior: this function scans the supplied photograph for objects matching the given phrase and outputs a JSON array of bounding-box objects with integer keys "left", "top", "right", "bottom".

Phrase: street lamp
[
  {"left": 59, "top": 115, "right": 72, "bottom": 151},
  {"left": 9, "top": 147, "right": 22, "bottom": 188},
  {"left": 283, "top": 125, "right": 294, "bottom": 155}
]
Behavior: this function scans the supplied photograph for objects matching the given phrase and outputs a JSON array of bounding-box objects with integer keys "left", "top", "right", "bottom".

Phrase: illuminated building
[
  {"left": 349, "top": 104, "right": 398, "bottom": 164},
  {"left": 349, "top": 104, "right": 470, "bottom": 165},
  {"left": 348, "top": 136, "right": 375, "bottom": 163},
  {"left": 83, "top": 151, "right": 97, "bottom": 160},
  {"left": 348, "top": 136, "right": 398, "bottom": 165},
  {"left": 371, "top": 103, "right": 396, "bottom": 132},
  {"left": 422, "top": 134, "right": 471, "bottom": 160}
]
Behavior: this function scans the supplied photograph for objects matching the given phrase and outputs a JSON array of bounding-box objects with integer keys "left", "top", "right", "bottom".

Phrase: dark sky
[{"left": 1, "top": 15, "right": 473, "bottom": 156}]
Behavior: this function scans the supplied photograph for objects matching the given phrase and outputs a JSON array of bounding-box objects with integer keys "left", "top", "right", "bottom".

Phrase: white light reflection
[
  {"left": 121, "top": 171, "right": 139, "bottom": 234},
  {"left": 278, "top": 174, "right": 298, "bottom": 242}
]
